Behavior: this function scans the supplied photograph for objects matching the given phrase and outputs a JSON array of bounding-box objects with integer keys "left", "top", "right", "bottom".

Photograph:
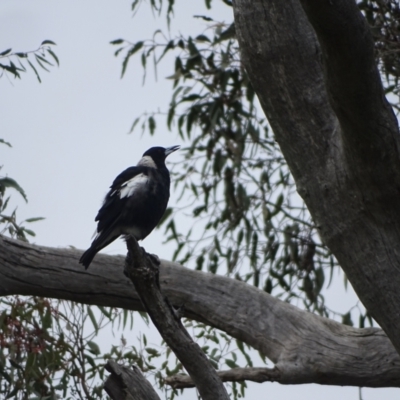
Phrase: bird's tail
[
  {"left": 80, "top": 226, "right": 120, "bottom": 269},
  {"left": 79, "top": 246, "right": 99, "bottom": 270}
]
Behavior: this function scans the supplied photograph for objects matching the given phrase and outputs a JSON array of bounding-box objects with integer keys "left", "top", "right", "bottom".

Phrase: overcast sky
[{"left": 0, "top": 1, "right": 397, "bottom": 399}]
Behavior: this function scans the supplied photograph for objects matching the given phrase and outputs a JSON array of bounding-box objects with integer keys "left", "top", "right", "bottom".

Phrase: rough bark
[
  {"left": 124, "top": 236, "right": 229, "bottom": 400},
  {"left": 165, "top": 367, "right": 281, "bottom": 389},
  {"left": 1, "top": 235, "right": 400, "bottom": 387},
  {"left": 104, "top": 360, "right": 161, "bottom": 400},
  {"left": 233, "top": 0, "right": 400, "bottom": 355}
]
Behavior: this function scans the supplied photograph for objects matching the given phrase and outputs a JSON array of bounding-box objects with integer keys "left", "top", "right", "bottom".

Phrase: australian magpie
[{"left": 79, "top": 145, "right": 180, "bottom": 269}]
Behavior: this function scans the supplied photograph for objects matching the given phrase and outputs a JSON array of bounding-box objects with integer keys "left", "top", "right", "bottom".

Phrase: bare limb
[
  {"left": 165, "top": 367, "right": 281, "bottom": 389},
  {"left": 124, "top": 236, "right": 229, "bottom": 400},
  {"left": 1, "top": 235, "right": 400, "bottom": 387}
]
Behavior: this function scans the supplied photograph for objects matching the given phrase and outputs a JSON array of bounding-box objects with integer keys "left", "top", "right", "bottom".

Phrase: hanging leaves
[{"left": 0, "top": 41, "right": 58, "bottom": 82}]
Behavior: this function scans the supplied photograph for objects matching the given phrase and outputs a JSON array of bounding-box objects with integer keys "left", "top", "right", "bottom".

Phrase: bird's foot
[{"left": 146, "top": 252, "right": 161, "bottom": 266}]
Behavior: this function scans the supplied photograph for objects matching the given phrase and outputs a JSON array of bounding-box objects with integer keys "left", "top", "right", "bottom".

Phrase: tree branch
[
  {"left": 299, "top": 0, "right": 399, "bottom": 151},
  {"left": 1, "top": 236, "right": 400, "bottom": 387},
  {"left": 233, "top": 0, "right": 400, "bottom": 355},
  {"left": 104, "top": 360, "right": 161, "bottom": 400},
  {"left": 123, "top": 236, "right": 229, "bottom": 400},
  {"left": 165, "top": 367, "right": 281, "bottom": 389}
]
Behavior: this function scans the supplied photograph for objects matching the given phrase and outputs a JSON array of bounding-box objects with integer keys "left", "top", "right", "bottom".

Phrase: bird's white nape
[
  {"left": 119, "top": 173, "right": 148, "bottom": 198},
  {"left": 137, "top": 155, "right": 157, "bottom": 168}
]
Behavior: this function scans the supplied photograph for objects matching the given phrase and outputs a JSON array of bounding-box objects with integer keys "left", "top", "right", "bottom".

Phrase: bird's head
[{"left": 138, "top": 145, "right": 180, "bottom": 168}]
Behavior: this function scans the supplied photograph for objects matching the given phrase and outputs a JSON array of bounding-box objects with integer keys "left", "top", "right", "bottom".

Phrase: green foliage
[
  {"left": 0, "top": 296, "right": 73, "bottom": 400},
  {"left": 0, "top": 41, "right": 59, "bottom": 83},
  {"left": 0, "top": 140, "right": 44, "bottom": 241},
  {"left": 130, "top": 0, "right": 176, "bottom": 26},
  {"left": 0, "top": 296, "right": 146, "bottom": 400},
  {"left": 111, "top": 10, "right": 333, "bottom": 317}
]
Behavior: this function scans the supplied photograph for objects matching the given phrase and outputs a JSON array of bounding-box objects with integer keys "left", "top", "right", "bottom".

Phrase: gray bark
[
  {"left": 104, "top": 360, "right": 161, "bottom": 400},
  {"left": 1, "top": 235, "right": 400, "bottom": 387},
  {"left": 233, "top": 0, "right": 400, "bottom": 355},
  {"left": 165, "top": 368, "right": 281, "bottom": 389},
  {"left": 124, "top": 236, "right": 229, "bottom": 400}
]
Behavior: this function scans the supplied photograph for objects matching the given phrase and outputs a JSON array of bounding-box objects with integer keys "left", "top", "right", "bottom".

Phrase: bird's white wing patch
[{"left": 119, "top": 173, "right": 148, "bottom": 199}]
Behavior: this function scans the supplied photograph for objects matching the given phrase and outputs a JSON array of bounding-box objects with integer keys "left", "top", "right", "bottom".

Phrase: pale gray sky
[{"left": 0, "top": 1, "right": 397, "bottom": 399}]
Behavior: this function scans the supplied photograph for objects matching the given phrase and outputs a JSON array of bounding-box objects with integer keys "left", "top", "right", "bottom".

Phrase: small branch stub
[
  {"left": 104, "top": 360, "right": 161, "bottom": 400},
  {"left": 165, "top": 367, "right": 281, "bottom": 389}
]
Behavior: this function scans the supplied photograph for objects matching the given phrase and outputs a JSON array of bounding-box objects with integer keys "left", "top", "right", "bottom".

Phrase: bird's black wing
[
  {"left": 80, "top": 166, "right": 150, "bottom": 269},
  {"left": 108, "top": 166, "right": 145, "bottom": 192},
  {"left": 95, "top": 166, "right": 148, "bottom": 234}
]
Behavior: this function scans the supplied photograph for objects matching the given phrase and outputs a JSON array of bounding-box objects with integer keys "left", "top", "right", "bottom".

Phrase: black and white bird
[{"left": 79, "top": 145, "right": 180, "bottom": 269}]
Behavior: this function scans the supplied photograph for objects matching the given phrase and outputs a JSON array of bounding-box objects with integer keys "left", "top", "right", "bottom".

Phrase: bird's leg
[{"left": 123, "top": 250, "right": 134, "bottom": 278}]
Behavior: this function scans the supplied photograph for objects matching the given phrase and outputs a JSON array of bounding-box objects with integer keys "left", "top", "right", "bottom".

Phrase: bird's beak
[{"left": 165, "top": 145, "right": 180, "bottom": 156}]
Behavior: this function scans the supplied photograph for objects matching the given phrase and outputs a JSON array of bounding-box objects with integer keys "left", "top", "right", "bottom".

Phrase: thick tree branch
[
  {"left": 233, "top": 0, "right": 400, "bottom": 355},
  {"left": 104, "top": 360, "right": 161, "bottom": 400},
  {"left": 299, "top": 0, "right": 399, "bottom": 151},
  {"left": 124, "top": 236, "right": 229, "bottom": 400},
  {"left": 1, "top": 236, "right": 400, "bottom": 387},
  {"left": 165, "top": 367, "right": 280, "bottom": 389}
]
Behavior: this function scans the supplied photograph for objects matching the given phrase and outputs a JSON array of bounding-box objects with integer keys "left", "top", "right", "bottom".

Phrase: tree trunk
[{"left": 233, "top": 0, "right": 400, "bottom": 354}]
